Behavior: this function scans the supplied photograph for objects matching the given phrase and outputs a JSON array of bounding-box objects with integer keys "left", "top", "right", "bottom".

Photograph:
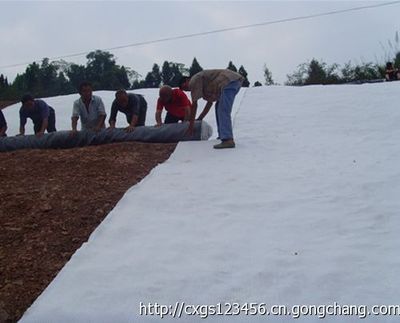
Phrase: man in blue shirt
[
  {"left": 108, "top": 90, "right": 147, "bottom": 132},
  {"left": 19, "top": 94, "right": 56, "bottom": 137},
  {"left": 0, "top": 109, "right": 7, "bottom": 137}
]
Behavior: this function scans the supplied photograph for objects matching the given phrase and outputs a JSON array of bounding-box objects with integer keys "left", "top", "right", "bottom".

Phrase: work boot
[{"left": 213, "top": 139, "right": 235, "bottom": 149}]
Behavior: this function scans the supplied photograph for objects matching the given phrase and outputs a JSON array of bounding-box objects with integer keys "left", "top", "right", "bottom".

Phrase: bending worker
[
  {"left": 181, "top": 69, "right": 243, "bottom": 149},
  {"left": 19, "top": 94, "right": 56, "bottom": 137},
  {"left": 156, "top": 85, "right": 191, "bottom": 126},
  {"left": 109, "top": 89, "right": 147, "bottom": 132}
]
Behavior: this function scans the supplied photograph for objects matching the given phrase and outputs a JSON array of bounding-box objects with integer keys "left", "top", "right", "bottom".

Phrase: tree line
[
  {"left": 284, "top": 53, "right": 400, "bottom": 86},
  {"left": 1, "top": 49, "right": 399, "bottom": 101},
  {"left": 0, "top": 51, "right": 251, "bottom": 101}
]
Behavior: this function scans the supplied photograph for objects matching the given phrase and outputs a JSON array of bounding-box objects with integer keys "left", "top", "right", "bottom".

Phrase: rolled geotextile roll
[{"left": 0, "top": 121, "right": 213, "bottom": 152}]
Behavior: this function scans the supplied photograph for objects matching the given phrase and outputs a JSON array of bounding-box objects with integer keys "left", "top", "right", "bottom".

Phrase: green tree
[
  {"left": 285, "top": 63, "right": 307, "bottom": 86},
  {"left": 161, "top": 61, "right": 187, "bottom": 86},
  {"left": 341, "top": 61, "right": 382, "bottom": 82},
  {"left": 238, "top": 65, "right": 250, "bottom": 87},
  {"left": 0, "top": 74, "right": 10, "bottom": 99},
  {"left": 189, "top": 57, "right": 203, "bottom": 76},
  {"left": 0, "top": 50, "right": 137, "bottom": 99},
  {"left": 144, "top": 63, "right": 162, "bottom": 88},
  {"left": 24, "top": 62, "right": 41, "bottom": 95},
  {"left": 86, "top": 50, "right": 116, "bottom": 84},
  {"left": 84, "top": 50, "right": 132, "bottom": 90},
  {"left": 38, "top": 58, "right": 60, "bottom": 96},
  {"left": 305, "top": 59, "right": 327, "bottom": 84},
  {"left": 264, "top": 65, "right": 275, "bottom": 85},
  {"left": 306, "top": 59, "right": 340, "bottom": 85},
  {"left": 126, "top": 70, "right": 141, "bottom": 89},
  {"left": 56, "top": 71, "right": 74, "bottom": 94},
  {"left": 227, "top": 61, "right": 238, "bottom": 72},
  {"left": 114, "top": 65, "right": 131, "bottom": 89},
  {"left": 170, "top": 63, "right": 187, "bottom": 86},
  {"left": 161, "top": 61, "right": 173, "bottom": 85},
  {"left": 286, "top": 59, "right": 340, "bottom": 85},
  {"left": 67, "top": 63, "right": 87, "bottom": 91},
  {"left": 0, "top": 74, "right": 9, "bottom": 90}
]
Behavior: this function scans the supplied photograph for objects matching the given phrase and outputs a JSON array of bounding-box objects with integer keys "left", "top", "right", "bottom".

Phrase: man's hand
[
  {"left": 187, "top": 100, "right": 198, "bottom": 136},
  {"left": 125, "top": 125, "right": 135, "bottom": 133},
  {"left": 155, "top": 122, "right": 162, "bottom": 127},
  {"left": 107, "top": 125, "right": 115, "bottom": 131},
  {"left": 19, "top": 127, "right": 25, "bottom": 136},
  {"left": 0, "top": 126, "right": 7, "bottom": 137},
  {"left": 69, "top": 129, "right": 78, "bottom": 137},
  {"left": 36, "top": 131, "right": 45, "bottom": 138}
]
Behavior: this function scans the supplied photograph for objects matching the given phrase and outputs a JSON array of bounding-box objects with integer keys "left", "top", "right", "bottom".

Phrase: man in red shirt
[{"left": 155, "top": 86, "right": 191, "bottom": 126}]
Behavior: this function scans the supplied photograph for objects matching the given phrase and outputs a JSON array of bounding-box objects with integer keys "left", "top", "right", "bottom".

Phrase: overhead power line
[{"left": 1, "top": 0, "right": 400, "bottom": 69}]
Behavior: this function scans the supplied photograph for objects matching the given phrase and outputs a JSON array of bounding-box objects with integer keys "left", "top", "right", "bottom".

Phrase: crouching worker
[
  {"left": 109, "top": 90, "right": 147, "bottom": 132},
  {"left": 181, "top": 69, "right": 243, "bottom": 149},
  {"left": 19, "top": 94, "right": 56, "bottom": 137},
  {"left": 0, "top": 109, "right": 7, "bottom": 137},
  {"left": 71, "top": 81, "right": 106, "bottom": 134},
  {"left": 155, "top": 85, "right": 191, "bottom": 126},
  {"left": 385, "top": 62, "right": 400, "bottom": 81}
]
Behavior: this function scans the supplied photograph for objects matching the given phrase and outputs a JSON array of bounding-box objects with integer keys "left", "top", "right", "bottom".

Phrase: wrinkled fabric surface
[{"left": 0, "top": 121, "right": 212, "bottom": 152}]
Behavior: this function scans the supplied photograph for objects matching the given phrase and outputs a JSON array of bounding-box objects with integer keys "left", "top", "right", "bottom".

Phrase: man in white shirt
[{"left": 71, "top": 81, "right": 106, "bottom": 133}]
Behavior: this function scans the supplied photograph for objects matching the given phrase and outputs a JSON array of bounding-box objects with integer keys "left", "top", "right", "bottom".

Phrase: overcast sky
[{"left": 0, "top": 0, "right": 399, "bottom": 85}]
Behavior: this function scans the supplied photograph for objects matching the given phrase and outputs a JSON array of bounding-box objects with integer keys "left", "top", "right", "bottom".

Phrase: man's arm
[
  {"left": 37, "top": 101, "right": 50, "bottom": 136},
  {"left": 125, "top": 115, "right": 138, "bottom": 132},
  {"left": 71, "top": 101, "right": 80, "bottom": 134},
  {"left": 197, "top": 101, "right": 213, "bottom": 120},
  {"left": 0, "top": 125, "right": 7, "bottom": 136},
  {"left": 155, "top": 99, "right": 164, "bottom": 126},
  {"left": 37, "top": 117, "right": 48, "bottom": 137},
  {"left": 108, "top": 102, "right": 118, "bottom": 128},
  {"left": 94, "top": 98, "right": 107, "bottom": 131},
  {"left": 130, "top": 115, "right": 138, "bottom": 127},
  {"left": 187, "top": 100, "right": 198, "bottom": 134},
  {"left": 183, "top": 106, "right": 191, "bottom": 121},
  {"left": 19, "top": 110, "right": 26, "bottom": 135},
  {"left": 71, "top": 116, "right": 79, "bottom": 131},
  {"left": 125, "top": 96, "right": 141, "bottom": 132},
  {"left": 176, "top": 89, "right": 192, "bottom": 122},
  {"left": 155, "top": 110, "right": 162, "bottom": 126},
  {"left": 0, "top": 112, "right": 7, "bottom": 136}
]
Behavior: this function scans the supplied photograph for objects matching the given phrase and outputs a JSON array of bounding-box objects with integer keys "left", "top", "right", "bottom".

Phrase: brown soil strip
[{"left": 0, "top": 142, "right": 176, "bottom": 322}]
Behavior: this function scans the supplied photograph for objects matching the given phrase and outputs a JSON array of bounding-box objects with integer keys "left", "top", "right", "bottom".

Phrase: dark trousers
[
  {"left": 34, "top": 112, "right": 56, "bottom": 134},
  {"left": 164, "top": 112, "right": 184, "bottom": 124}
]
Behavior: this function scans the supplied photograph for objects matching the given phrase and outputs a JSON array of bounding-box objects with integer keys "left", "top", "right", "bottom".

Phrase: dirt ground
[{"left": 0, "top": 142, "right": 176, "bottom": 322}]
